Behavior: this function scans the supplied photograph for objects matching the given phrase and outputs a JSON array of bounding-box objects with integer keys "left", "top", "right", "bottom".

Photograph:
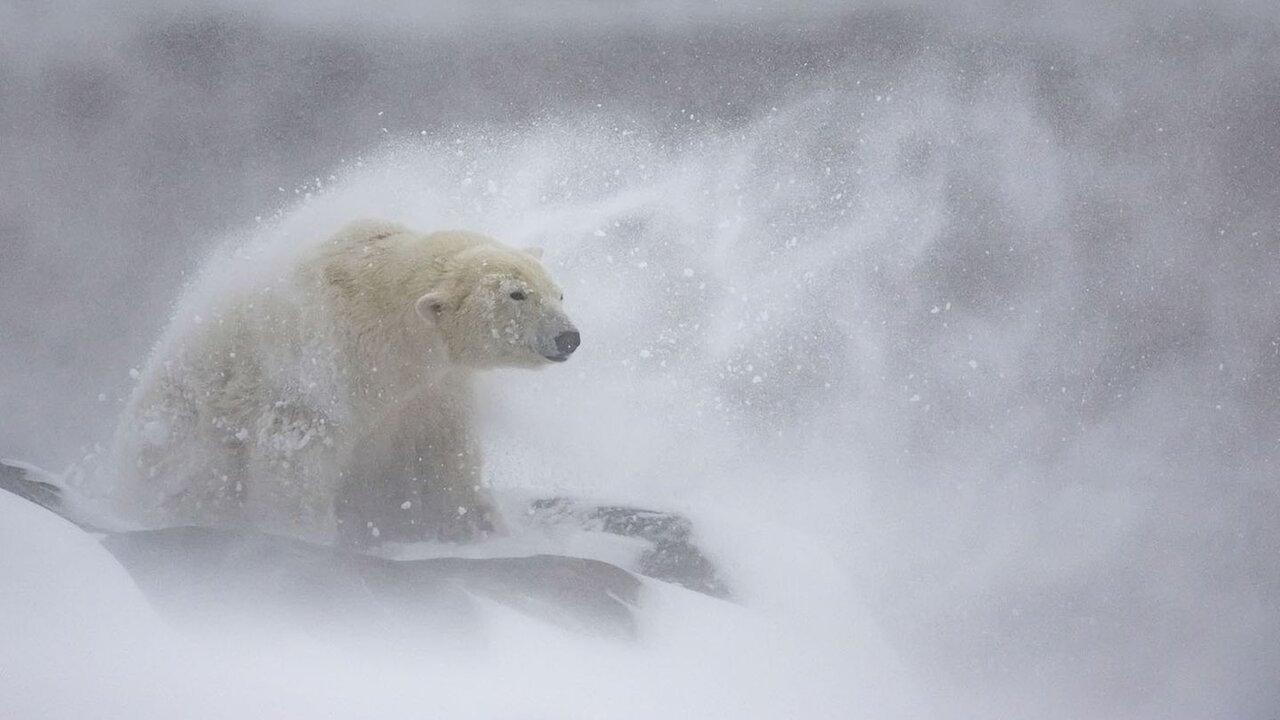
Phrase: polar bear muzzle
[{"left": 546, "top": 329, "right": 581, "bottom": 362}]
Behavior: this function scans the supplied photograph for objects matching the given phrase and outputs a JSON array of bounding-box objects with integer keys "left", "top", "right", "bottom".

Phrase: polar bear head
[{"left": 414, "top": 235, "right": 580, "bottom": 369}]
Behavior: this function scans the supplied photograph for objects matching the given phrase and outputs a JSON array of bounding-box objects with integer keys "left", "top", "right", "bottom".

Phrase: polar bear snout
[
  {"left": 556, "top": 329, "right": 581, "bottom": 355},
  {"left": 547, "top": 329, "right": 580, "bottom": 362}
]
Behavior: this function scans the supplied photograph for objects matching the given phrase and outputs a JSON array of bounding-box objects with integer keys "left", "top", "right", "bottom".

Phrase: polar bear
[{"left": 106, "top": 219, "right": 579, "bottom": 546}]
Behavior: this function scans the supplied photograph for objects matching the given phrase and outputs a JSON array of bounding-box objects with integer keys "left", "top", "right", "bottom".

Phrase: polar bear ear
[
  {"left": 414, "top": 292, "right": 447, "bottom": 322},
  {"left": 523, "top": 247, "right": 544, "bottom": 260}
]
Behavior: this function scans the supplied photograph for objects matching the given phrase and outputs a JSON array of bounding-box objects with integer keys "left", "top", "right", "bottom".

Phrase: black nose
[{"left": 555, "top": 329, "right": 580, "bottom": 356}]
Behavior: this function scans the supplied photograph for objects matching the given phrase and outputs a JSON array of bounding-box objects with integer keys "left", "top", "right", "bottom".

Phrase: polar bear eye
[{"left": 509, "top": 290, "right": 527, "bottom": 301}]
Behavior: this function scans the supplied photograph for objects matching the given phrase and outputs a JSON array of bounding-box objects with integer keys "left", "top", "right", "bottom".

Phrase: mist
[{"left": 2, "top": 1, "right": 1278, "bottom": 718}]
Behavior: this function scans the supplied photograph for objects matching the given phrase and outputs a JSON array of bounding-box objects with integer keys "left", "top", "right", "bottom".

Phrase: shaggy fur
[{"left": 107, "top": 219, "right": 576, "bottom": 545}]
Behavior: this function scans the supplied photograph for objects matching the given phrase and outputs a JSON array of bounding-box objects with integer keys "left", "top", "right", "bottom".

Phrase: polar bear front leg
[
  {"left": 334, "top": 425, "right": 435, "bottom": 548},
  {"left": 420, "top": 416, "right": 506, "bottom": 543},
  {"left": 335, "top": 393, "right": 503, "bottom": 547}
]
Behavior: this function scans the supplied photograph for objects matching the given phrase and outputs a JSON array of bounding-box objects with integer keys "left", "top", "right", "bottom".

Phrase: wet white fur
[{"left": 106, "top": 219, "right": 573, "bottom": 543}]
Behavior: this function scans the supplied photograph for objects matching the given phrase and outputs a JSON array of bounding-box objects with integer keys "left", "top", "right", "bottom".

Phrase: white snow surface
[{"left": 0, "top": 489, "right": 922, "bottom": 720}]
